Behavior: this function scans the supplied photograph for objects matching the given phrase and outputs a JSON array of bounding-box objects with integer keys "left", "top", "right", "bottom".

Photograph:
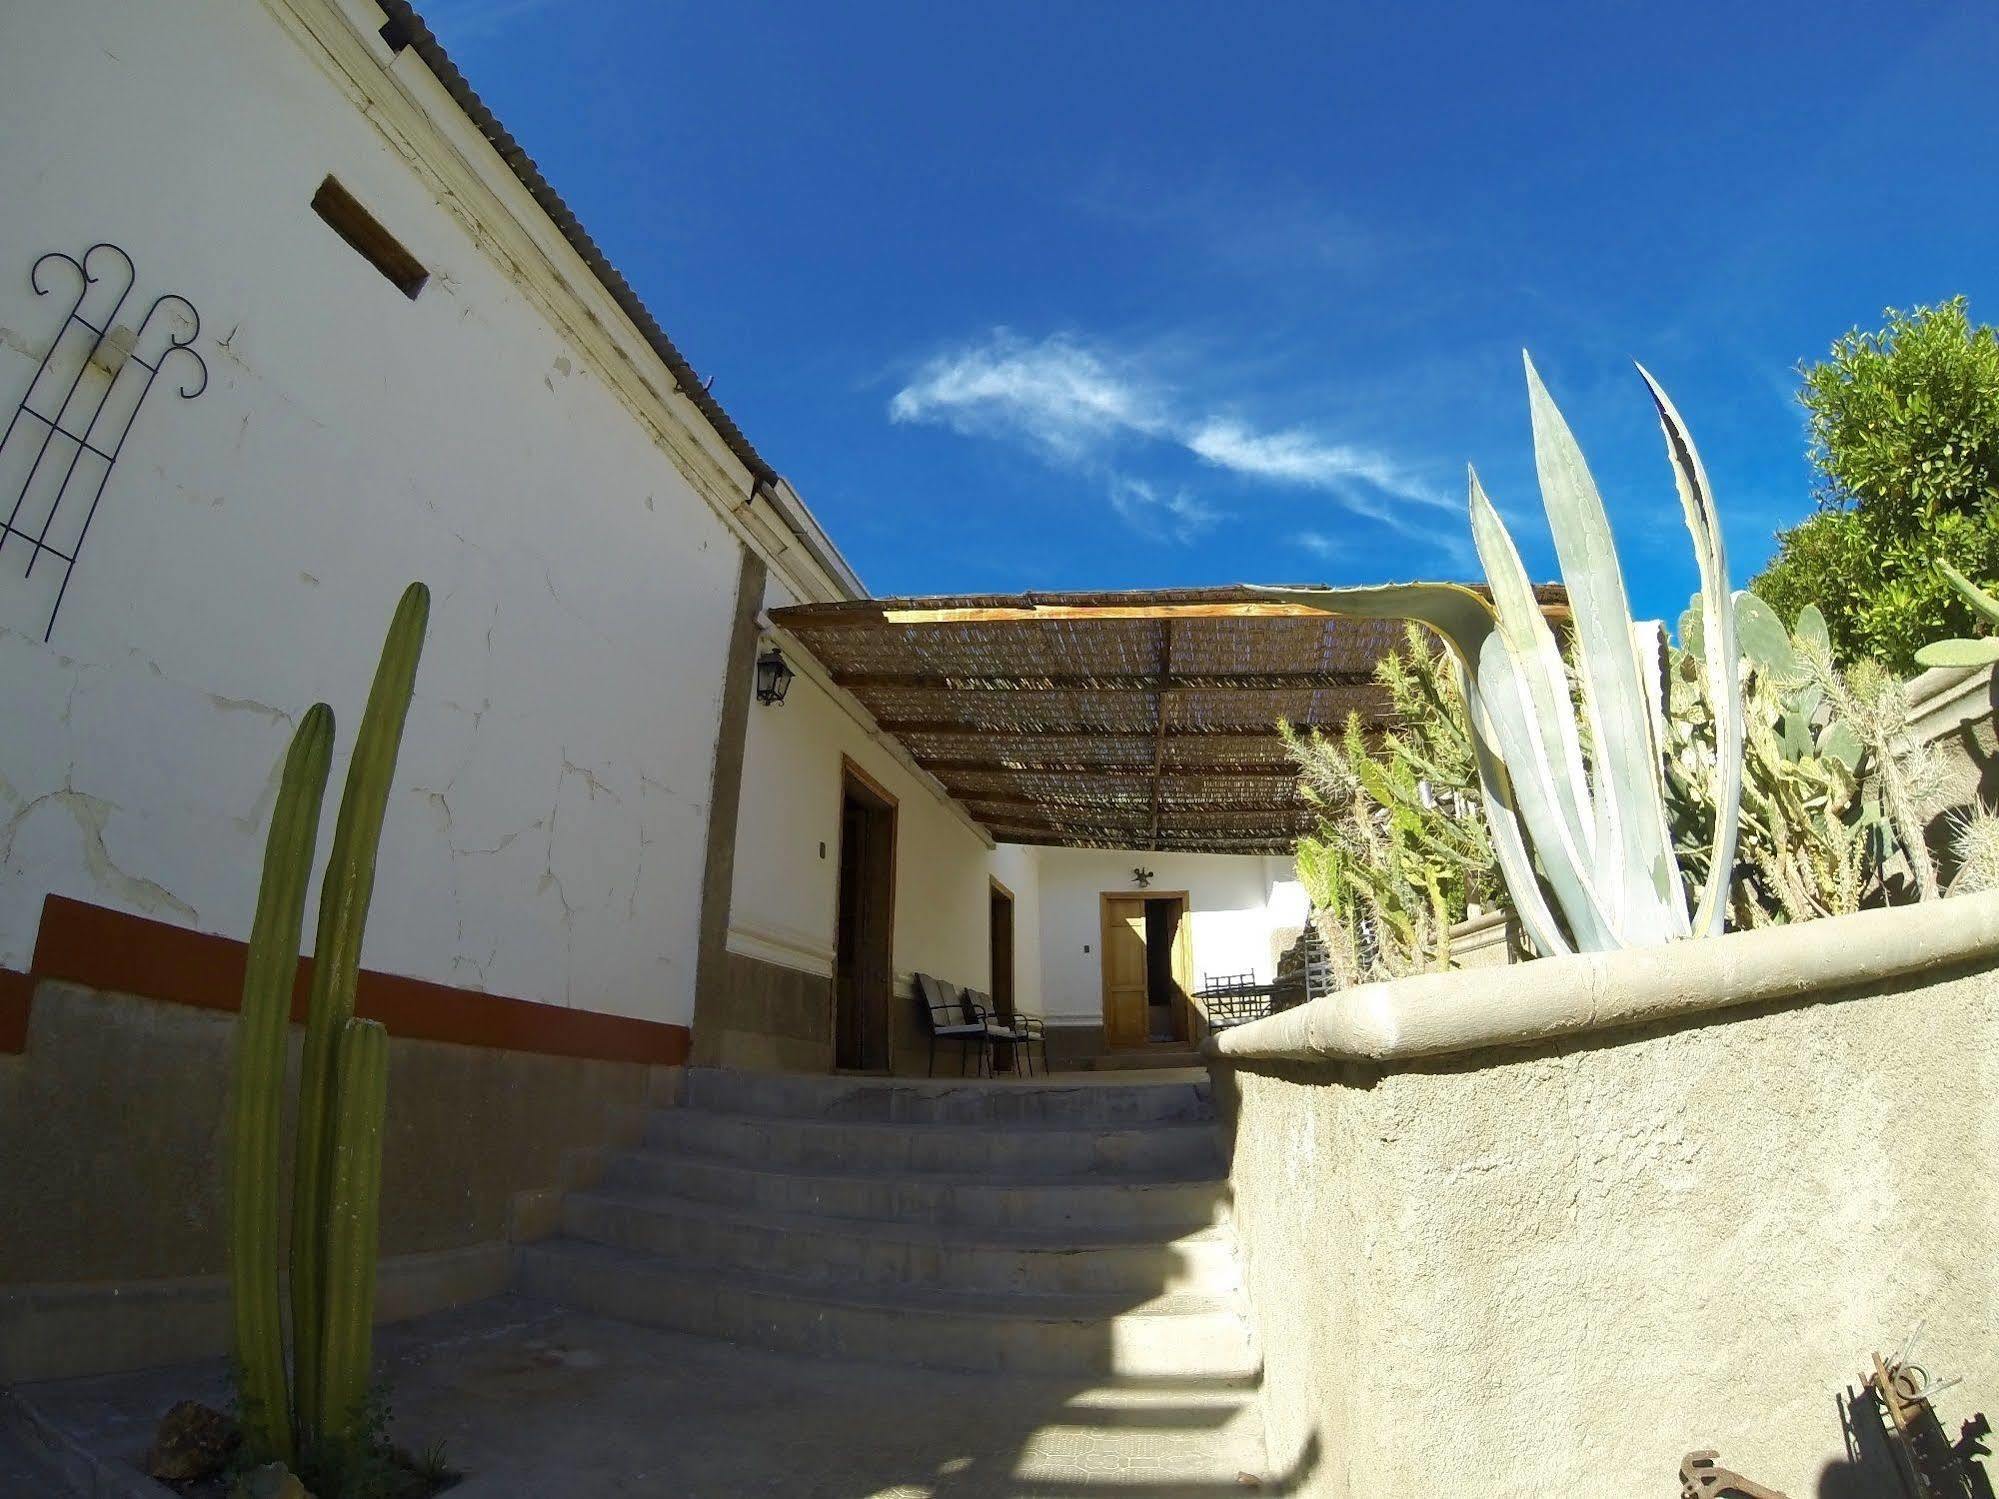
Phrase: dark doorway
[
  {"left": 833, "top": 761, "right": 897, "bottom": 1071},
  {"left": 1144, "top": 898, "right": 1188, "bottom": 1042},
  {"left": 989, "top": 880, "right": 1016, "bottom": 1022}
]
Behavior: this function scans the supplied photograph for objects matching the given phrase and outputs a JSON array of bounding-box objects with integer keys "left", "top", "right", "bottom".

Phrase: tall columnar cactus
[
  {"left": 315, "top": 1016, "right": 389, "bottom": 1448},
  {"left": 225, "top": 582, "right": 428, "bottom": 1472},
  {"left": 292, "top": 582, "right": 429, "bottom": 1446},
  {"left": 229, "top": 703, "right": 334, "bottom": 1467}
]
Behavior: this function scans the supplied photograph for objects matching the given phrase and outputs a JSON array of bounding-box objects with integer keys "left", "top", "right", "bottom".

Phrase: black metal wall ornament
[{"left": 0, "top": 242, "right": 207, "bottom": 641}]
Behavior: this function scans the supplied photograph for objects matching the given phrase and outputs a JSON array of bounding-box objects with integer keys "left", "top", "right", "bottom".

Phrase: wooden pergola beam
[
  {"left": 873, "top": 719, "right": 1298, "bottom": 741},
  {"left": 987, "top": 828, "right": 1291, "bottom": 853},
  {"left": 832, "top": 669, "right": 1374, "bottom": 692},
  {"left": 876, "top": 602, "right": 1338, "bottom": 625},
  {"left": 959, "top": 799, "right": 1303, "bottom": 823},
  {"left": 925, "top": 758, "right": 1299, "bottom": 778},
  {"left": 1148, "top": 621, "right": 1173, "bottom": 852}
]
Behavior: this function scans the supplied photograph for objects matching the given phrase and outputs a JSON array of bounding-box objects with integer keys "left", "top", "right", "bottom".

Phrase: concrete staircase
[{"left": 517, "top": 1066, "right": 1257, "bottom": 1383}]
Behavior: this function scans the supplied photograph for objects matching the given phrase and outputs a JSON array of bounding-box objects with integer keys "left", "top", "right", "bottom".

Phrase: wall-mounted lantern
[
  {"left": 755, "top": 645, "right": 795, "bottom": 706},
  {"left": 1132, "top": 867, "right": 1155, "bottom": 888}
]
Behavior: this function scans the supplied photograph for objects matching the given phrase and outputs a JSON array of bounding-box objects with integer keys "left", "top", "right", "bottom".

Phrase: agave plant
[{"left": 1259, "top": 355, "right": 1742, "bottom": 957}]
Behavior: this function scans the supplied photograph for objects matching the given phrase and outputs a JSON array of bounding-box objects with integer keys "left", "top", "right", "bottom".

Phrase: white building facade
[{"left": 0, "top": 0, "right": 1307, "bottom": 1071}]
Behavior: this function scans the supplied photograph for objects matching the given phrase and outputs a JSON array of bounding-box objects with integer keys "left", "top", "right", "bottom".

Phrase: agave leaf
[
  {"left": 1475, "top": 635, "right": 1618, "bottom": 949},
  {"left": 1638, "top": 362, "right": 1739, "bottom": 941},
  {"left": 1913, "top": 635, "right": 1999, "bottom": 669},
  {"left": 1939, "top": 560, "right": 1999, "bottom": 628},
  {"left": 1633, "top": 620, "right": 1669, "bottom": 762},
  {"left": 1468, "top": 470, "right": 1600, "bottom": 873},
  {"left": 1526, "top": 355, "right": 1685, "bottom": 942},
  {"left": 1250, "top": 580, "right": 1573, "bottom": 956}
]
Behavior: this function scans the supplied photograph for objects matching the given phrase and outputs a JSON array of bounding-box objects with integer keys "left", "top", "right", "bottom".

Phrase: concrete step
[
  {"left": 561, "top": 1189, "right": 1242, "bottom": 1298},
  {"left": 517, "top": 1239, "right": 1259, "bottom": 1380},
  {"left": 599, "top": 1152, "right": 1229, "bottom": 1234},
  {"left": 1091, "top": 1049, "right": 1206, "bottom": 1071},
  {"left": 684, "top": 1066, "right": 1213, "bottom": 1126},
  {"left": 645, "top": 1108, "right": 1222, "bottom": 1179}
]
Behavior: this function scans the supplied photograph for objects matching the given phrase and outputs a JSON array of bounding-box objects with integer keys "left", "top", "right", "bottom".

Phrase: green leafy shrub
[{"left": 1753, "top": 298, "right": 1999, "bottom": 672}]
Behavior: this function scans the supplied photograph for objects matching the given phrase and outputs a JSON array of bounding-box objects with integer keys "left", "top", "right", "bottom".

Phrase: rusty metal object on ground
[{"left": 1679, "top": 1449, "right": 1791, "bottom": 1499}]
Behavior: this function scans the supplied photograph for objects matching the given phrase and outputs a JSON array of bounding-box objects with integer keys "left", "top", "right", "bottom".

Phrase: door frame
[
  {"left": 1097, "top": 890, "right": 1192, "bottom": 1049},
  {"left": 831, "top": 756, "right": 898, "bottom": 1072}
]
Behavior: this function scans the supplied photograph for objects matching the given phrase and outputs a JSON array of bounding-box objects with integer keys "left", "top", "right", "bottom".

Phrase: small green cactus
[
  {"left": 1948, "top": 805, "right": 1999, "bottom": 896},
  {"left": 1914, "top": 561, "right": 1999, "bottom": 669},
  {"left": 225, "top": 583, "right": 428, "bottom": 1475}
]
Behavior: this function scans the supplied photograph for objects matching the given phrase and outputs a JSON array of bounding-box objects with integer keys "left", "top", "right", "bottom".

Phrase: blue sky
[{"left": 423, "top": 1, "right": 1998, "bottom": 624}]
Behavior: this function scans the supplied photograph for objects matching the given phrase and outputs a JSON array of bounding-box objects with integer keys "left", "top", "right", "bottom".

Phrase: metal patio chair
[
  {"left": 915, "top": 972, "right": 993, "bottom": 1076},
  {"left": 963, "top": 988, "right": 1047, "bottom": 1076}
]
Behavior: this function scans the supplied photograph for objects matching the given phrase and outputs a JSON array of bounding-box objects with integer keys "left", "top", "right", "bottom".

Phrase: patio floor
[{"left": 8, "top": 1295, "right": 1274, "bottom": 1498}]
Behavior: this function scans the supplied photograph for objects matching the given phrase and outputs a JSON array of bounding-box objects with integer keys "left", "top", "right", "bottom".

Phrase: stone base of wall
[
  {"left": 692, "top": 950, "right": 833, "bottom": 1072},
  {"left": 0, "top": 980, "right": 671, "bottom": 1382}
]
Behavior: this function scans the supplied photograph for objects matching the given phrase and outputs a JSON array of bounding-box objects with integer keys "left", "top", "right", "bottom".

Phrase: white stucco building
[{"left": 0, "top": 0, "right": 1334, "bottom": 1083}]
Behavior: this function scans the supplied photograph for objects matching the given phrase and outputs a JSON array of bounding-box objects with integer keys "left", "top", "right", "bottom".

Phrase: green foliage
[
  {"left": 1285, "top": 623, "right": 1501, "bottom": 979},
  {"left": 1751, "top": 298, "right": 1999, "bottom": 672},
  {"left": 227, "top": 583, "right": 429, "bottom": 1492}
]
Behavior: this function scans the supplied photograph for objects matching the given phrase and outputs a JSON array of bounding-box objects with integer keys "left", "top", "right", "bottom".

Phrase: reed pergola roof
[{"left": 773, "top": 584, "right": 1557, "bottom": 855}]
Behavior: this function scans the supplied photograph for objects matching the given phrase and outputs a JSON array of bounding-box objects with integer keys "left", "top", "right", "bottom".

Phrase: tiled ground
[{"left": 10, "top": 1296, "right": 1273, "bottom": 1498}]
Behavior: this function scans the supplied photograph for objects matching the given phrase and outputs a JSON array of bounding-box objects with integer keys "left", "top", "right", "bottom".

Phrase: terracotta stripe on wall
[
  {"left": 0, "top": 966, "right": 31, "bottom": 1052},
  {"left": 7, "top": 893, "right": 688, "bottom": 1065}
]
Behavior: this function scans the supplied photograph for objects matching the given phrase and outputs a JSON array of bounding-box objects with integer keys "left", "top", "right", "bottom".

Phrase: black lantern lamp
[{"left": 755, "top": 645, "right": 795, "bottom": 706}]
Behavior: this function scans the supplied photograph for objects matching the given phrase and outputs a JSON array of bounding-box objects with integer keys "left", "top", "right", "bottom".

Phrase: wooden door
[
  {"left": 833, "top": 762, "right": 897, "bottom": 1071},
  {"left": 1100, "top": 895, "right": 1150, "bottom": 1048}
]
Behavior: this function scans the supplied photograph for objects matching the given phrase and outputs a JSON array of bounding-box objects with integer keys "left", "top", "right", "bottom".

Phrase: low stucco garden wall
[
  {"left": 1211, "top": 894, "right": 1999, "bottom": 1498},
  {"left": 0, "top": 981, "right": 671, "bottom": 1382}
]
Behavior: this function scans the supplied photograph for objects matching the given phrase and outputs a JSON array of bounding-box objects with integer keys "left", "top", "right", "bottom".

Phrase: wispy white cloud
[
  {"left": 888, "top": 332, "right": 1166, "bottom": 464},
  {"left": 1107, "top": 476, "right": 1221, "bottom": 543},
  {"left": 890, "top": 330, "right": 1457, "bottom": 547},
  {"left": 1295, "top": 530, "right": 1341, "bottom": 559}
]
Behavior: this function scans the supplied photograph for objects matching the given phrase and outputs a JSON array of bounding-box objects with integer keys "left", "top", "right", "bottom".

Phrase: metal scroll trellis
[{"left": 0, "top": 242, "right": 207, "bottom": 641}]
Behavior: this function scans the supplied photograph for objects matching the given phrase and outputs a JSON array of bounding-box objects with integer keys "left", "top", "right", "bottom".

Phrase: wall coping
[{"left": 1208, "top": 890, "right": 1999, "bottom": 1066}]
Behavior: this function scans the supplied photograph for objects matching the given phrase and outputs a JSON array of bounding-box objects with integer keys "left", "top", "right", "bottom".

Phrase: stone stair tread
[
  {"left": 663, "top": 1108, "right": 1221, "bottom": 1140},
  {"left": 614, "top": 1148, "right": 1225, "bottom": 1190},
  {"left": 523, "top": 1237, "right": 1241, "bottom": 1325},
  {"left": 568, "top": 1185, "right": 1233, "bottom": 1251}
]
